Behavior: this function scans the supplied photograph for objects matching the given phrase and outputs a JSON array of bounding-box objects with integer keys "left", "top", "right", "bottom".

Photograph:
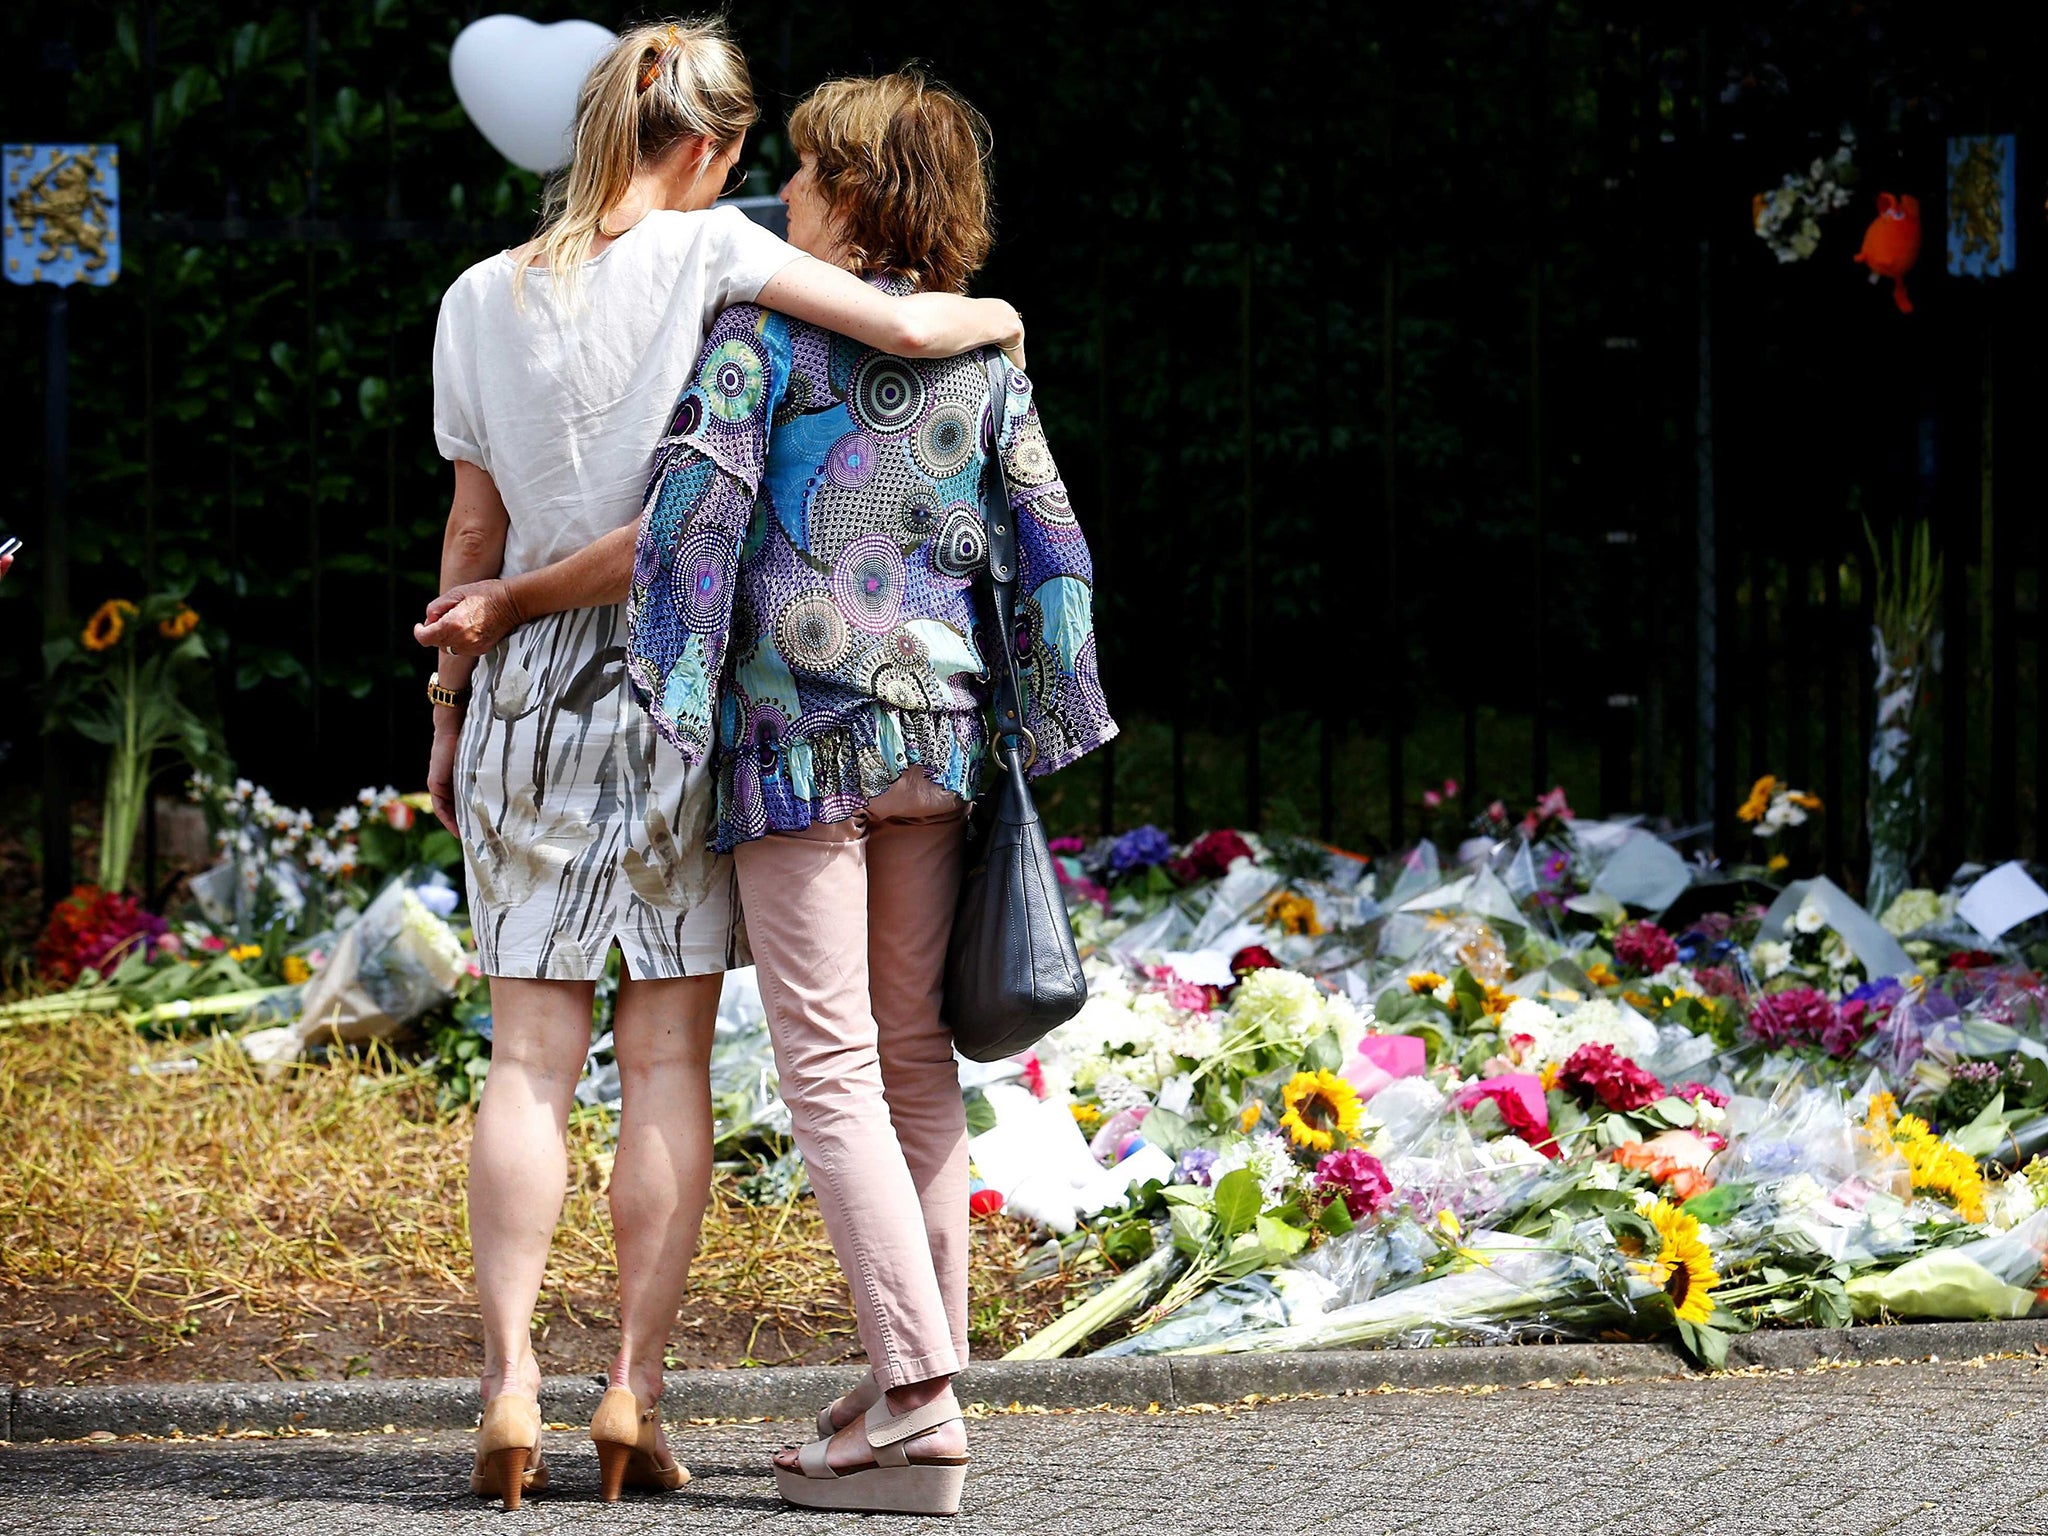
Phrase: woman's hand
[
  {"left": 416, "top": 577, "right": 523, "bottom": 657},
  {"left": 428, "top": 708, "right": 464, "bottom": 836}
]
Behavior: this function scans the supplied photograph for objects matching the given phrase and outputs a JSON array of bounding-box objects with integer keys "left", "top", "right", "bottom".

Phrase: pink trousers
[{"left": 731, "top": 771, "right": 970, "bottom": 1388}]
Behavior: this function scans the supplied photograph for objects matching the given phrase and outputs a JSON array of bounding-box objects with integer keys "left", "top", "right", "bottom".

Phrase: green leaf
[
  {"left": 1210, "top": 1168, "right": 1262, "bottom": 1239},
  {"left": 1168, "top": 1200, "right": 1212, "bottom": 1256},
  {"left": 1679, "top": 1182, "right": 1751, "bottom": 1226},
  {"left": 962, "top": 1088, "right": 996, "bottom": 1137},
  {"left": 1253, "top": 1213, "right": 1310, "bottom": 1258},
  {"left": 1318, "top": 1195, "right": 1355, "bottom": 1235},
  {"left": 1102, "top": 1220, "right": 1154, "bottom": 1267},
  {"left": 1136, "top": 1106, "right": 1196, "bottom": 1157},
  {"left": 1303, "top": 1028, "right": 1342, "bottom": 1074},
  {"left": 417, "top": 829, "right": 463, "bottom": 870},
  {"left": 1675, "top": 1318, "right": 1729, "bottom": 1370}
]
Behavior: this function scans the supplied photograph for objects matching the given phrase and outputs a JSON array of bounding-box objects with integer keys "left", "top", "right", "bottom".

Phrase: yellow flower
[
  {"left": 1239, "top": 1102, "right": 1262, "bottom": 1134},
  {"left": 1407, "top": 970, "right": 1448, "bottom": 994},
  {"left": 1277, "top": 1069, "right": 1363, "bottom": 1153},
  {"left": 1767, "top": 853, "right": 1790, "bottom": 873},
  {"left": 282, "top": 954, "right": 311, "bottom": 985},
  {"left": 1736, "top": 774, "right": 1779, "bottom": 824},
  {"left": 1640, "top": 1198, "right": 1718, "bottom": 1324},
  {"left": 81, "top": 599, "right": 137, "bottom": 652},
  {"left": 1263, "top": 891, "right": 1324, "bottom": 937},
  {"left": 1863, "top": 1095, "right": 1984, "bottom": 1221},
  {"left": 1071, "top": 1103, "right": 1102, "bottom": 1130},
  {"left": 1787, "top": 791, "right": 1823, "bottom": 811},
  {"left": 228, "top": 943, "right": 262, "bottom": 963},
  {"left": 158, "top": 605, "right": 200, "bottom": 640},
  {"left": 1539, "top": 1062, "right": 1561, "bottom": 1092},
  {"left": 1436, "top": 1209, "right": 1462, "bottom": 1239},
  {"left": 1583, "top": 962, "right": 1618, "bottom": 988}
]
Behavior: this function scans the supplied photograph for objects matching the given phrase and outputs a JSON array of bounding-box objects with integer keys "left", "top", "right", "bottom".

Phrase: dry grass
[{"left": 0, "top": 1015, "right": 1083, "bottom": 1367}]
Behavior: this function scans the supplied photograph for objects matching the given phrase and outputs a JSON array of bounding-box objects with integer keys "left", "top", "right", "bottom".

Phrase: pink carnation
[
  {"left": 1747, "top": 987, "right": 1838, "bottom": 1051},
  {"left": 1612, "top": 920, "right": 1679, "bottom": 975},
  {"left": 1673, "top": 1081, "right": 1729, "bottom": 1109},
  {"left": 1556, "top": 1042, "right": 1667, "bottom": 1114},
  {"left": 1315, "top": 1149, "right": 1394, "bottom": 1220}
]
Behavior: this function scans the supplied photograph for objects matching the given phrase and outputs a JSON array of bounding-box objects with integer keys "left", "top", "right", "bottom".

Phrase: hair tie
[{"left": 637, "top": 26, "right": 681, "bottom": 94}]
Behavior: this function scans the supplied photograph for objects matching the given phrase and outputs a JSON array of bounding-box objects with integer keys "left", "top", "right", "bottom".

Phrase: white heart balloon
[{"left": 451, "top": 16, "right": 615, "bottom": 175}]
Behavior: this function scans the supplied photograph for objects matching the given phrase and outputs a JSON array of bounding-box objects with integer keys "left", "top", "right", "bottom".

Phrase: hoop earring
[{"left": 719, "top": 161, "right": 750, "bottom": 200}]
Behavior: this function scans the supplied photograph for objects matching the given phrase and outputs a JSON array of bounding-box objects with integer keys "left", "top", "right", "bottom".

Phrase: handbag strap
[{"left": 979, "top": 349, "right": 1033, "bottom": 769}]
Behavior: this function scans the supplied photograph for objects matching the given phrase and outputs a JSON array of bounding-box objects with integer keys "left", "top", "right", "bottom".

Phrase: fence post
[{"left": 40, "top": 286, "right": 74, "bottom": 910}]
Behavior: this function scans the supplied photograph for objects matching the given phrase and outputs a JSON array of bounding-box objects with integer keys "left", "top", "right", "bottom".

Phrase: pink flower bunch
[
  {"left": 1821, "top": 1000, "right": 1875, "bottom": 1059},
  {"left": 1672, "top": 1081, "right": 1729, "bottom": 1109},
  {"left": 1315, "top": 1149, "right": 1394, "bottom": 1220},
  {"left": 1556, "top": 1042, "right": 1667, "bottom": 1114},
  {"left": 1693, "top": 965, "right": 1745, "bottom": 999},
  {"left": 1462, "top": 1080, "right": 1557, "bottom": 1157},
  {"left": 1169, "top": 829, "right": 1255, "bottom": 885},
  {"left": 34, "top": 885, "right": 169, "bottom": 986},
  {"left": 1612, "top": 920, "right": 1679, "bottom": 975},
  {"left": 1167, "top": 979, "right": 1216, "bottom": 1013},
  {"left": 1747, "top": 987, "right": 1840, "bottom": 1051},
  {"left": 1519, "top": 785, "right": 1574, "bottom": 838},
  {"left": 1421, "top": 777, "right": 1460, "bottom": 809}
]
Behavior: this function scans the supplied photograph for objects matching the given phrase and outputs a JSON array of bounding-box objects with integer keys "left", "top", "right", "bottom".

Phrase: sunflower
[
  {"left": 1641, "top": 1198, "right": 1718, "bottom": 1324},
  {"left": 158, "top": 604, "right": 201, "bottom": 640},
  {"left": 1583, "top": 961, "right": 1619, "bottom": 988},
  {"left": 1406, "top": 970, "right": 1447, "bottom": 994},
  {"left": 281, "top": 954, "right": 312, "bottom": 985},
  {"left": 81, "top": 599, "right": 137, "bottom": 652},
  {"left": 1263, "top": 891, "right": 1324, "bottom": 937},
  {"left": 1278, "top": 1069, "right": 1363, "bottom": 1153},
  {"left": 1736, "top": 774, "right": 1779, "bottom": 824}
]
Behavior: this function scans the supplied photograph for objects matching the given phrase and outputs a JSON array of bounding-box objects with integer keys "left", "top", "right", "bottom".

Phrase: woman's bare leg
[
  {"left": 606, "top": 971, "right": 722, "bottom": 1407},
  {"left": 469, "top": 975, "right": 596, "bottom": 1403}
]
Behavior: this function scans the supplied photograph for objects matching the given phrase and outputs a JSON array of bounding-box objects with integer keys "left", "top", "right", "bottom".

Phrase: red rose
[
  {"left": 1556, "top": 1042, "right": 1666, "bottom": 1114},
  {"left": 1612, "top": 920, "right": 1679, "bottom": 976}
]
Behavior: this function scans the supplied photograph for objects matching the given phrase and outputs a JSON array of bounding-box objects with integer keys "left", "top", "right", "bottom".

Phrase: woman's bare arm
[
  {"left": 414, "top": 522, "right": 637, "bottom": 655},
  {"left": 423, "top": 460, "right": 507, "bottom": 832},
  {"left": 758, "top": 255, "right": 1026, "bottom": 366}
]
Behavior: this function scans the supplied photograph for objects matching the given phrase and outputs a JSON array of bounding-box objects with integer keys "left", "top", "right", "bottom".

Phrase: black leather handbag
[{"left": 942, "top": 352, "right": 1090, "bottom": 1062}]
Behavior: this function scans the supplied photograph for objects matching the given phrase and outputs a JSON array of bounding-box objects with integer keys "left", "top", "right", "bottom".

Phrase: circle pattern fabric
[
  {"left": 913, "top": 403, "right": 977, "bottom": 479},
  {"left": 674, "top": 529, "right": 736, "bottom": 629},
  {"left": 671, "top": 393, "right": 704, "bottom": 440},
  {"left": 892, "top": 488, "right": 944, "bottom": 551},
  {"left": 700, "top": 337, "right": 767, "bottom": 424},
  {"left": 932, "top": 505, "right": 988, "bottom": 578},
  {"left": 1007, "top": 414, "right": 1058, "bottom": 486},
  {"left": 826, "top": 431, "right": 881, "bottom": 491},
  {"left": 850, "top": 357, "right": 928, "bottom": 437},
  {"left": 776, "top": 595, "right": 851, "bottom": 672},
  {"left": 831, "top": 535, "right": 906, "bottom": 635}
]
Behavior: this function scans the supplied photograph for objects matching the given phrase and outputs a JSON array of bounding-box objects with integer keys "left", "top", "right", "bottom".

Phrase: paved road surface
[{"left": 4, "top": 1356, "right": 2047, "bottom": 1535}]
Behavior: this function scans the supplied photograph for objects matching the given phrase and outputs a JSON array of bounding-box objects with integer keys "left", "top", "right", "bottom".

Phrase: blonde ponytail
[{"left": 515, "top": 16, "right": 758, "bottom": 302}]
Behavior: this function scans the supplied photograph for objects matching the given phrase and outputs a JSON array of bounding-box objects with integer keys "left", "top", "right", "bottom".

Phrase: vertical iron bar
[
  {"left": 1094, "top": 250, "right": 1116, "bottom": 835},
  {"left": 1238, "top": 246, "right": 1259, "bottom": 830},
  {"left": 1527, "top": 0, "right": 1552, "bottom": 799},
  {"left": 385, "top": 81, "right": 402, "bottom": 783},
  {"left": 304, "top": 2, "right": 322, "bottom": 759},
  {"left": 1381, "top": 225, "right": 1402, "bottom": 844},
  {"left": 1985, "top": 323, "right": 2015, "bottom": 851},
  {"left": 41, "top": 288, "right": 74, "bottom": 910},
  {"left": 141, "top": 0, "right": 160, "bottom": 900}
]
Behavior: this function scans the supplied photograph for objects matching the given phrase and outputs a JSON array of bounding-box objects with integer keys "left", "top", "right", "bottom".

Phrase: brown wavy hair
[{"left": 786, "top": 69, "right": 993, "bottom": 295}]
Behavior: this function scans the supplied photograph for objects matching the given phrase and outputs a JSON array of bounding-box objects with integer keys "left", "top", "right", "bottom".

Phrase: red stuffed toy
[{"left": 1854, "top": 192, "right": 1921, "bottom": 313}]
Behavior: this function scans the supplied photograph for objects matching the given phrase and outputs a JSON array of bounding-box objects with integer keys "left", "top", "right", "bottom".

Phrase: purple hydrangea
[
  {"left": 1176, "top": 1148, "right": 1219, "bottom": 1186},
  {"left": 1109, "top": 825, "right": 1175, "bottom": 876}
]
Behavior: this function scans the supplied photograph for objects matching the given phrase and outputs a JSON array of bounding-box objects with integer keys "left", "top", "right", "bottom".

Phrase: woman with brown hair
[
  {"left": 424, "top": 22, "right": 1024, "bottom": 1509},
  {"left": 422, "top": 69, "right": 1114, "bottom": 1515}
]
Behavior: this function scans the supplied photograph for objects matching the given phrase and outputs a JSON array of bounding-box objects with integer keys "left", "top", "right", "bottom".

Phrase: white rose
[
  {"left": 1793, "top": 899, "right": 1826, "bottom": 934},
  {"left": 1752, "top": 940, "right": 1793, "bottom": 980}
]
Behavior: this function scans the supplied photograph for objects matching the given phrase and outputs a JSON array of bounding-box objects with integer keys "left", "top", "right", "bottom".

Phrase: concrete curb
[{"left": 9, "top": 1318, "right": 2048, "bottom": 1442}]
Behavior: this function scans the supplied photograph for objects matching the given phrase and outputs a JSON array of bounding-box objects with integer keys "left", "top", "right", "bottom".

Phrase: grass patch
[{"left": 0, "top": 1015, "right": 1088, "bottom": 1381}]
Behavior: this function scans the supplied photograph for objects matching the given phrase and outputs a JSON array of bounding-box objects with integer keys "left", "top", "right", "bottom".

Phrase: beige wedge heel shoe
[
  {"left": 816, "top": 1370, "right": 878, "bottom": 1440},
  {"left": 469, "top": 1392, "right": 547, "bottom": 1511},
  {"left": 590, "top": 1386, "right": 690, "bottom": 1502},
  {"left": 775, "top": 1386, "right": 968, "bottom": 1516}
]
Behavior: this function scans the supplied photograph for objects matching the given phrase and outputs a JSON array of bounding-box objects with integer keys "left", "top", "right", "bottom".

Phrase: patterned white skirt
[{"left": 454, "top": 603, "right": 746, "bottom": 981}]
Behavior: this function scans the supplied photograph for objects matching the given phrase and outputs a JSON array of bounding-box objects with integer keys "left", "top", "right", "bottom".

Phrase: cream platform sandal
[
  {"left": 816, "top": 1370, "right": 879, "bottom": 1439},
  {"left": 775, "top": 1387, "right": 968, "bottom": 1516},
  {"left": 469, "top": 1392, "right": 548, "bottom": 1510},
  {"left": 590, "top": 1386, "right": 690, "bottom": 1501}
]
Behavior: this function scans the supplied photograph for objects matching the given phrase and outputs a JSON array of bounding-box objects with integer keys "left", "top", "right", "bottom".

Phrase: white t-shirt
[{"left": 432, "top": 206, "right": 800, "bottom": 577}]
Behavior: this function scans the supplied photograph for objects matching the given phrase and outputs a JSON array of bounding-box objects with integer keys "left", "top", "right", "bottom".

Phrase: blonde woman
[
  {"left": 426, "top": 70, "right": 1111, "bottom": 1516},
  {"left": 423, "top": 20, "right": 1023, "bottom": 1509}
]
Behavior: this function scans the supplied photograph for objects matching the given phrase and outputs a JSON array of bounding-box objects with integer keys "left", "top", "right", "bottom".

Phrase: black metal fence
[{"left": 4, "top": 0, "right": 2043, "bottom": 907}]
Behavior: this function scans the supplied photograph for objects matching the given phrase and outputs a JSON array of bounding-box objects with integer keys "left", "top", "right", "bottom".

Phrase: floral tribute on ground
[{"left": 979, "top": 785, "right": 2048, "bottom": 1367}]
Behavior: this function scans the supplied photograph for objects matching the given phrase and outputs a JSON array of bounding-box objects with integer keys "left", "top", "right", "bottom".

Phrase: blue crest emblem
[{"left": 5, "top": 143, "right": 121, "bottom": 287}]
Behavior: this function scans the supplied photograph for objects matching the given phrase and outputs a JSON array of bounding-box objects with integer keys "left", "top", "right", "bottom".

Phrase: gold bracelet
[{"left": 427, "top": 671, "right": 469, "bottom": 709}]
